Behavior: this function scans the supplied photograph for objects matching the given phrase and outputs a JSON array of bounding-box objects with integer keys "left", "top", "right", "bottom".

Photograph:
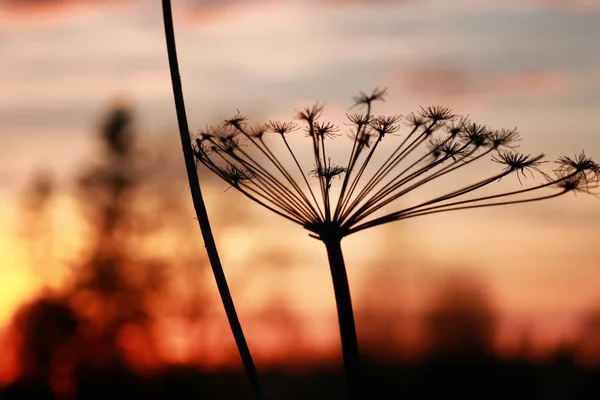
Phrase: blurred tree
[
  {"left": 69, "top": 99, "right": 169, "bottom": 369},
  {"left": 7, "top": 297, "right": 79, "bottom": 400},
  {"left": 577, "top": 306, "right": 600, "bottom": 367},
  {"left": 421, "top": 274, "right": 497, "bottom": 358},
  {"left": 8, "top": 96, "right": 310, "bottom": 399},
  {"left": 18, "top": 169, "right": 56, "bottom": 280}
]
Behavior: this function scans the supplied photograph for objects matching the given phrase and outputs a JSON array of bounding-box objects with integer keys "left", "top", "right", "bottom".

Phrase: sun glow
[{"left": 0, "top": 236, "right": 37, "bottom": 326}]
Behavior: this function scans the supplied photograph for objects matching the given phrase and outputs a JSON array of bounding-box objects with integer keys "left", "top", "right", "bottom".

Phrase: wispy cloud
[
  {"left": 391, "top": 66, "right": 569, "bottom": 108},
  {"left": 177, "top": 0, "right": 278, "bottom": 23},
  {"left": 0, "top": 0, "right": 140, "bottom": 26},
  {"left": 455, "top": 0, "right": 600, "bottom": 14}
]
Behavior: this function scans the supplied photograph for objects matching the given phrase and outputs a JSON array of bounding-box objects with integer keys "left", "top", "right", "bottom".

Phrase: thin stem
[
  {"left": 213, "top": 147, "right": 316, "bottom": 222},
  {"left": 226, "top": 129, "right": 318, "bottom": 219},
  {"left": 334, "top": 104, "right": 372, "bottom": 220},
  {"left": 323, "top": 236, "right": 361, "bottom": 400},
  {"left": 347, "top": 190, "right": 567, "bottom": 235},
  {"left": 395, "top": 190, "right": 567, "bottom": 221},
  {"left": 347, "top": 172, "right": 573, "bottom": 234},
  {"left": 161, "top": 2, "right": 265, "bottom": 399},
  {"left": 337, "top": 135, "right": 382, "bottom": 221},
  {"left": 340, "top": 125, "right": 427, "bottom": 221},
  {"left": 238, "top": 180, "right": 308, "bottom": 223},
  {"left": 395, "top": 170, "right": 577, "bottom": 219},
  {"left": 346, "top": 123, "right": 426, "bottom": 212},
  {"left": 256, "top": 139, "right": 321, "bottom": 220},
  {"left": 344, "top": 144, "right": 492, "bottom": 228},
  {"left": 282, "top": 136, "right": 325, "bottom": 220},
  {"left": 321, "top": 135, "right": 332, "bottom": 221}
]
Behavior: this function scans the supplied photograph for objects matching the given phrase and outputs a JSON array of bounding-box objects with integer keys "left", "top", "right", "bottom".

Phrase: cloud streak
[
  {"left": 393, "top": 66, "right": 569, "bottom": 108},
  {"left": 0, "top": 0, "right": 140, "bottom": 26}
]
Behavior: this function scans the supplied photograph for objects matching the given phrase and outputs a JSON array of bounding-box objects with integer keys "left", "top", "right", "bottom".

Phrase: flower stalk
[
  {"left": 161, "top": 2, "right": 265, "bottom": 399},
  {"left": 321, "top": 228, "right": 361, "bottom": 400}
]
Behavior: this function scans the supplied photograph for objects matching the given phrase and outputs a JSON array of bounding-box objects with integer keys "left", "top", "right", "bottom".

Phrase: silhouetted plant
[
  {"left": 192, "top": 88, "right": 599, "bottom": 399},
  {"left": 161, "top": 1, "right": 265, "bottom": 399}
]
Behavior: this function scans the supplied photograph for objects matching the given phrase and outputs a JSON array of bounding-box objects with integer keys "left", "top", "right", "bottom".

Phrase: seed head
[
  {"left": 193, "top": 138, "right": 213, "bottom": 161},
  {"left": 444, "top": 115, "right": 470, "bottom": 137},
  {"left": 193, "top": 89, "right": 596, "bottom": 239},
  {"left": 223, "top": 111, "right": 247, "bottom": 131},
  {"left": 296, "top": 103, "right": 324, "bottom": 123},
  {"left": 551, "top": 169, "right": 599, "bottom": 195},
  {"left": 369, "top": 115, "right": 402, "bottom": 141},
  {"left": 217, "top": 136, "right": 241, "bottom": 154},
  {"left": 459, "top": 123, "right": 492, "bottom": 147},
  {"left": 352, "top": 87, "right": 387, "bottom": 108},
  {"left": 248, "top": 124, "right": 268, "bottom": 139},
  {"left": 419, "top": 106, "right": 456, "bottom": 123},
  {"left": 556, "top": 151, "right": 600, "bottom": 175},
  {"left": 311, "top": 121, "right": 340, "bottom": 139},
  {"left": 349, "top": 129, "right": 375, "bottom": 149},
  {"left": 346, "top": 113, "right": 372, "bottom": 128},
  {"left": 218, "top": 165, "right": 255, "bottom": 187},
  {"left": 555, "top": 151, "right": 600, "bottom": 192},
  {"left": 429, "top": 138, "right": 466, "bottom": 161},
  {"left": 492, "top": 151, "right": 546, "bottom": 183},
  {"left": 310, "top": 162, "right": 346, "bottom": 189},
  {"left": 404, "top": 112, "right": 428, "bottom": 129},
  {"left": 489, "top": 128, "right": 521, "bottom": 149},
  {"left": 197, "top": 126, "right": 216, "bottom": 142},
  {"left": 267, "top": 121, "right": 299, "bottom": 137}
]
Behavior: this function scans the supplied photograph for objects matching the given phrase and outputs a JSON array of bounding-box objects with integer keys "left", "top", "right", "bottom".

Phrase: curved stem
[
  {"left": 323, "top": 237, "right": 361, "bottom": 400},
  {"left": 161, "top": 2, "right": 265, "bottom": 399}
]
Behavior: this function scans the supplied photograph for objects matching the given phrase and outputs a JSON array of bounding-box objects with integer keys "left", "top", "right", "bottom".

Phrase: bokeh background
[{"left": 1, "top": 0, "right": 599, "bottom": 398}]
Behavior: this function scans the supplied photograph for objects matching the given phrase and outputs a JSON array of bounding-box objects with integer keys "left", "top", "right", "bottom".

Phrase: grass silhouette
[{"left": 161, "top": 1, "right": 265, "bottom": 399}]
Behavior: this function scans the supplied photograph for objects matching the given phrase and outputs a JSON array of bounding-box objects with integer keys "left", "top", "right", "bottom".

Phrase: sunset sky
[{"left": 1, "top": 0, "right": 600, "bottom": 365}]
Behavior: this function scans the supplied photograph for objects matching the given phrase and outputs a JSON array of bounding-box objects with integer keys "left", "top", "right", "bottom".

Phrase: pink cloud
[
  {"left": 0, "top": 0, "right": 139, "bottom": 25},
  {"left": 456, "top": 0, "right": 600, "bottom": 14},
  {"left": 178, "top": 0, "right": 279, "bottom": 23},
  {"left": 392, "top": 65, "right": 569, "bottom": 109},
  {"left": 494, "top": 70, "right": 567, "bottom": 96},
  {"left": 320, "top": 0, "right": 411, "bottom": 5}
]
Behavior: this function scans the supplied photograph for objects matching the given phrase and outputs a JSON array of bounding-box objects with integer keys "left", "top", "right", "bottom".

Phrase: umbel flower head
[{"left": 193, "top": 88, "right": 599, "bottom": 241}]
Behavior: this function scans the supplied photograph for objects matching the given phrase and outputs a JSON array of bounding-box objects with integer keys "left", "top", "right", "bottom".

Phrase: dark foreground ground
[{"left": 2, "top": 355, "right": 600, "bottom": 400}]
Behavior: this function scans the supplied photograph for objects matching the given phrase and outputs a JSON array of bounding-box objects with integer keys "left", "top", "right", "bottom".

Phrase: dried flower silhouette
[{"left": 193, "top": 88, "right": 599, "bottom": 399}]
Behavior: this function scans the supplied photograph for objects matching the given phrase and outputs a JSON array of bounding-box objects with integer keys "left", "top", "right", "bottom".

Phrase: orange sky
[{"left": 1, "top": 0, "right": 600, "bottom": 370}]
